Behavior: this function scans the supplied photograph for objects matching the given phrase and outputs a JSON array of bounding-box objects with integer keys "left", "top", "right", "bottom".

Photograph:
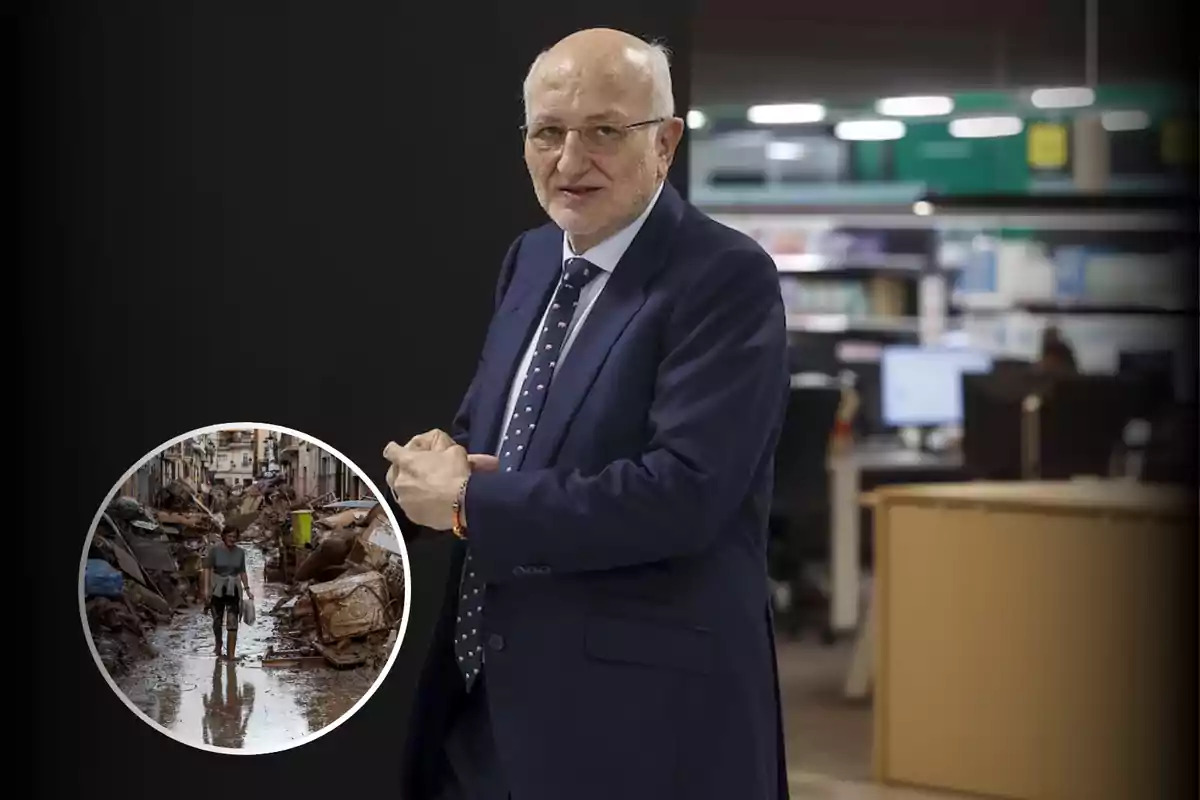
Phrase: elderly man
[{"left": 386, "top": 28, "right": 790, "bottom": 800}]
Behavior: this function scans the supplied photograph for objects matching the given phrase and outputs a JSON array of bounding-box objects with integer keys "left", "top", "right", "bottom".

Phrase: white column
[
  {"left": 918, "top": 272, "right": 948, "bottom": 345},
  {"left": 1072, "top": 113, "right": 1111, "bottom": 192},
  {"left": 829, "top": 453, "right": 860, "bottom": 632}
]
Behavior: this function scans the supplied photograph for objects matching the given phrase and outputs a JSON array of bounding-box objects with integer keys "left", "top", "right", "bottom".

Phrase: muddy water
[{"left": 115, "top": 545, "right": 382, "bottom": 751}]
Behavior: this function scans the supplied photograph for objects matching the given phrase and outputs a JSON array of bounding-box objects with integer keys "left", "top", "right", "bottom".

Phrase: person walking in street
[{"left": 202, "top": 527, "right": 254, "bottom": 661}]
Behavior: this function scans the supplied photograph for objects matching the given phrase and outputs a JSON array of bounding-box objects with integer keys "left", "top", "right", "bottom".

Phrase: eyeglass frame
[{"left": 520, "top": 117, "right": 668, "bottom": 152}]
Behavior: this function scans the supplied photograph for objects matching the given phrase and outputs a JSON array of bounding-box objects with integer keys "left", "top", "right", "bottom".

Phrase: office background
[{"left": 688, "top": 4, "right": 1194, "bottom": 798}]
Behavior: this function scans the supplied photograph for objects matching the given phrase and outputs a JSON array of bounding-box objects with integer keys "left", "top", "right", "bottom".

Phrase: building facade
[{"left": 276, "top": 433, "right": 366, "bottom": 501}]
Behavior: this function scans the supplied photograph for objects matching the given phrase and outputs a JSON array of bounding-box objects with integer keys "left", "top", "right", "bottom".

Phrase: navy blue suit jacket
[{"left": 404, "top": 182, "right": 791, "bottom": 800}]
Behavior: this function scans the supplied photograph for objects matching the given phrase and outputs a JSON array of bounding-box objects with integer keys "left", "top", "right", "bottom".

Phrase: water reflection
[
  {"left": 202, "top": 660, "right": 255, "bottom": 748},
  {"left": 113, "top": 545, "right": 381, "bottom": 751}
]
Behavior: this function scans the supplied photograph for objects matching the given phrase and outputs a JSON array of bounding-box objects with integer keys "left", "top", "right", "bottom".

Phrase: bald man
[{"left": 388, "top": 29, "right": 790, "bottom": 800}]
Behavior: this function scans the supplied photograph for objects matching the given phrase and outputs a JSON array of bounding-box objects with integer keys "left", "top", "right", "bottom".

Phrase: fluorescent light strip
[
  {"left": 875, "top": 95, "right": 954, "bottom": 117},
  {"left": 686, "top": 109, "right": 707, "bottom": 130},
  {"left": 948, "top": 116, "right": 1024, "bottom": 138},
  {"left": 834, "top": 119, "right": 906, "bottom": 141},
  {"left": 1101, "top": 109, "right": 1151, "bottom": 132},
  {"left": 1030, "top": 86, "right": 1096, "bottom": 109},
  {"left": 747, "top": 103, "right": 826, "bottom": 125}
]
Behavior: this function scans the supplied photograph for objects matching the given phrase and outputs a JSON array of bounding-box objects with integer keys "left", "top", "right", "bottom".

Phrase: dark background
[
  {"left": 19, "top": 1, "right": 690, "bottom": 795},
  {"left": 693, "top": 0, "right": 1192, "bottom": 99}
]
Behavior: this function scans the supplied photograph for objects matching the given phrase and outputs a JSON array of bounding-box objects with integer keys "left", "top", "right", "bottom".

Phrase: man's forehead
[{"left": 527, "top": 61, "right": 650, "bottom": 117}]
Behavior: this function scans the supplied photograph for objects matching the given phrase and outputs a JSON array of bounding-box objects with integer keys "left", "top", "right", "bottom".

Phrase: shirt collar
[{"left": 561, "top": 181, "right": 664, "bottom": 274}]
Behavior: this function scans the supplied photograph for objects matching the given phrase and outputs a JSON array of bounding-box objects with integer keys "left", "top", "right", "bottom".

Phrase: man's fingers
[
  {"left": 467, "top": 454, "right": 500, "bottom": 472},
  {"left": 405, "top": 429, "right": 455, "bottom": 452},
  {"left": 385, "top": 463, "right": 406, "bottom": 505},
  {"left": 383, "top": 445, "right": 419, "bottom": 477},
  {"left": 405, "top": 432, "right": 435, "bottom": 451}
]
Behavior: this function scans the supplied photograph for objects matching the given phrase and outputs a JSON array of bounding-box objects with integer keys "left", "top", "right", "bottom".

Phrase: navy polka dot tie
[{"left": 454, "top": 257, "right": 600, "bottom": 690}]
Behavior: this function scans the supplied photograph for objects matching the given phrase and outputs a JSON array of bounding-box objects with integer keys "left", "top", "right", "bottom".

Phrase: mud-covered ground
[{"left": 113, "top": 546, "right": 384, "bottom": 750}]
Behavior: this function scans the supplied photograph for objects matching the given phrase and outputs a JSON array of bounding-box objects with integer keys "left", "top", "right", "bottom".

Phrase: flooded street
[{"left": 115, "top": 545, "right": 382, "bottom": 751}]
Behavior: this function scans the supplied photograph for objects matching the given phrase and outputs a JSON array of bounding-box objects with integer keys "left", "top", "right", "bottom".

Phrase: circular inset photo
[{"left": 78, "top": 423, "right": 411, "bottom": 754}]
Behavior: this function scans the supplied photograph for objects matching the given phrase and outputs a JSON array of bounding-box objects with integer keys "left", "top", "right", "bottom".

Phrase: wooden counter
[{"left": 870, "top": 479, "right": 1193, "bottom": 800}]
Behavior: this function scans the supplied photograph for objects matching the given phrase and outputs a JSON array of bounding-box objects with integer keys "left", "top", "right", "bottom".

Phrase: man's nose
[{"left": 555, "top": 131, "right": 591, "bottom": 177}]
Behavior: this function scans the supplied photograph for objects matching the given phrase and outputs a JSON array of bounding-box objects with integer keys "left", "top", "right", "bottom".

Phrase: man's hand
[
  {"left": 383, "top": 442, "right": 471, "bottom": 531},
  {"left": 405, "top": 429, "right": 456, "bottom": 452},
  {"left": 386, "top": 429, "right": 457, "bottom": 495},
  {"left": 468, "top": 454, "right": 499, "bottom": 473},
  {"left": 386, "top": 429, "right": 451, "bottom": 496}
]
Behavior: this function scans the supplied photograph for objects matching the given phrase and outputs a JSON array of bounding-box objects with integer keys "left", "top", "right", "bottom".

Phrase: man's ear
[{"left": 657, "top": 117, "right": 685, "bottom": 166}]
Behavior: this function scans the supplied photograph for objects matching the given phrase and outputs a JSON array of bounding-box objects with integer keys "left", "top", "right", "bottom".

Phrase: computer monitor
[
  {"left": 991, "top": 357, "right": 1036, "bottom": 377},
  {"left": 844, "top": 360, "right": 882, "bottom": 436},
  {"left": 880, "top": 345, "right": 994, "bottom": 428},
  {"left": 961, "top": 370, "right": 1160, "bottom": 481},
  {"left": 1036, "top": 372, "right": 1160, "bottom": 479},
  {"left": 786, "top": 332, "right": 840, "bottom": 376},
  {"left": 961, "top": 372, "right": 1033, "bottom": 480},
  {"left": 774, "top": 384, "right": 842, "bottom": 491},
  {"left": 1117, "top": 349, "right": 1175, "bottom": 405}
]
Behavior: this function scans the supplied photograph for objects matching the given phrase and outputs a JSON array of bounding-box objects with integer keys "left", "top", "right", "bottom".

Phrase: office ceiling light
[
  {"left": 747, "top": 103, "right": 826, "bottom": 125},
  {"left": 948, "top": 115, "right": 1024, "bottom": 138},
  {"left": 834, "top": 119, "right": 906, "bottom": 141},
  {"left": 766, "top": 140, "right": 805, "bottom": 160},
  {"left": 1101, "top": 109, "right": 1151, "bottom": 132},
  {"left": 1030, "top": 86, "right": 1096, "bottom": 109},
  {"left": 686, "top": 109, "right": 707, "bottom": 130},
  {"left": 875, "top": 95, "right": 954, "bottom": 117}
]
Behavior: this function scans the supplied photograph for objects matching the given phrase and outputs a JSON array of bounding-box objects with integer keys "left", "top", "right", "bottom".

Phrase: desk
[
  {"left": 827, "top": 442, "right": 962, "bottom": 635},
  {"left": 869, "top": 480, "right": 1191, "bottom": 800}
]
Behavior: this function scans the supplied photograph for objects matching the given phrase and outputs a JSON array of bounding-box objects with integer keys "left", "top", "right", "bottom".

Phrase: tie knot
[{"left": 562, "top": 257, "right": 597, "bottom": 290}]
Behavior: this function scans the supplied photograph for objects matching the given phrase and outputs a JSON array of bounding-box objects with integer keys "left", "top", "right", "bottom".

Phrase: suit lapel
[
  {"left": 472, "top": 231, "right": 561, "bottom": 456},
  {"left": 521, "top": 183, "right": 686, "bottom": 469}
]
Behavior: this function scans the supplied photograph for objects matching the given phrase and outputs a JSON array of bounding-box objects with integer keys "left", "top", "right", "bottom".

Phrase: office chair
[{"left": 769, "top": 383, "right": 841, "bottom": 643}]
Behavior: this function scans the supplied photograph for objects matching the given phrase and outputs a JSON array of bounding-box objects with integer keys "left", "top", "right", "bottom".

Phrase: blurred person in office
[
  {"left": 1038, "top": 324, "right": 1078, "bottom": 374},
  {"left": 384, "top": 27, "right": 791, "bottom": 800}
]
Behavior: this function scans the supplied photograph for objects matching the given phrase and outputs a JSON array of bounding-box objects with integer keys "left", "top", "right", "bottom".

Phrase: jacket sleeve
[
  {"left": 449, "top": 234, "right": 524, "bottom": 449},
  {"left": 462, "top": 244, "right": 789, "bottom": 580}
]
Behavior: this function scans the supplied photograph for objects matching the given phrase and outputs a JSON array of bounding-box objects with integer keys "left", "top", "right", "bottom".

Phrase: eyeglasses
[{"left": 521, "top": 118, "right": 665, "bottom": 153}]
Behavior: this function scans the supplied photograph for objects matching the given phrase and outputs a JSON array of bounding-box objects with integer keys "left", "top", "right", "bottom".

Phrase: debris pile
[
  {"left": 216, "top": 476, "right": 297, "bottom": 539},
  {"left": 82, "top": 474, "right": 406, "bottom": 677},
  {"left": 261, "top": 504, "right": 405, "bottom": 671},
  {"left": 84, "top": 489, "right": 223, "bottom": 676}
]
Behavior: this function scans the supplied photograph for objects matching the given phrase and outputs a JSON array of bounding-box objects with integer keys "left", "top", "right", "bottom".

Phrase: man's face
[
  {"left": 523, "top": 55, "right": 682, "bottom": 251},
  {"left": 222, "top": 532, "right": 237, "bottom": 548}
]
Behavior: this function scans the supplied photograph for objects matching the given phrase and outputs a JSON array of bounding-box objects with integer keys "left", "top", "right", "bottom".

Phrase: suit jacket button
[
  {"left": 488, "top": 634, "right": 505, "bottom": 651},
  {"left": 512, "top": 566, "right": 526, "bottom": 577}
]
